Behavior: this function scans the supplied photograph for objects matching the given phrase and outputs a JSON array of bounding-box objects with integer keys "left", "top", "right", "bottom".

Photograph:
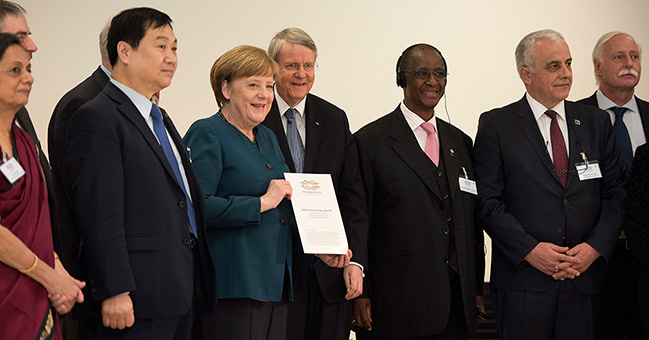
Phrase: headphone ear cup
[{"left": 397, "top": 71, "right": 406, "bottom": 88}]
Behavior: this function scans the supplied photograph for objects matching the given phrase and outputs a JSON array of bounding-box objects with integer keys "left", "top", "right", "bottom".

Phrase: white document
[{"left": 284, "top": 173, "right": 348, "bottom": 255}]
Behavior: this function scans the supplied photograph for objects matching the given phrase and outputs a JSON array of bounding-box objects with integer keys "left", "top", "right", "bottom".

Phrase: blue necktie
[
  {"left": 150, "top": 103, "right": 198, "bottom": 237},
  {"left": 612, "top": 106, "right": 633, "bottom": 172},
  {"left": 285, "top": 108, "right": 305, "bottom": 173}
]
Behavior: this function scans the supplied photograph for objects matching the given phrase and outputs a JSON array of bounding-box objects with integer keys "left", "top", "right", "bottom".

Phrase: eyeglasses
[
  {"left": 282, "top": 62, "right": 318, "bottom": 72},
  {"left": 404, "top": 69, "right": 448, "bottom": 81}
]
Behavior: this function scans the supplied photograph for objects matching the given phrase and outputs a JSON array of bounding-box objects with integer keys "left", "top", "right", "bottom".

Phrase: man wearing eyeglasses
[
  {"left": 261, "top": 27, "right": 369, "bottom": 340},
  {"left": 352, "top": 43, "right": 485, "bottom": 339},
  {"left": 474, "top": 29, "right": 626, "bottom": 339}
]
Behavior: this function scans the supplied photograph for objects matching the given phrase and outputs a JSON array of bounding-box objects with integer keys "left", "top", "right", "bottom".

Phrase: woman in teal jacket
[{"left": 184, "top": 45, "right": 294, "bottom": 339}]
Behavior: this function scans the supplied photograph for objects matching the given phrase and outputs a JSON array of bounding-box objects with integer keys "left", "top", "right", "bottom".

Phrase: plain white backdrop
[{"left": 19, "top": 0, "right": 649, "bottom": 280}]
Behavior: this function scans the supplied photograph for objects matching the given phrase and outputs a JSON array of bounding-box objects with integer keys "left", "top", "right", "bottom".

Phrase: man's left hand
[
  {"left": 316, "top": 249, "right": 352, "bottom": 268},
  {"left": 565, "top": 242, "right": 601, "bottom": 274}
]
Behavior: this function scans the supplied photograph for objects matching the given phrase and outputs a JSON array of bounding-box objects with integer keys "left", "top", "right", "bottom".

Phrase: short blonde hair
[{"left": 210, "top": 45, "right": 279, "bottom": 108}]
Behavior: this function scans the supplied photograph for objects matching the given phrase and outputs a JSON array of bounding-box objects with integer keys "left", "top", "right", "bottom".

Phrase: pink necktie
[{"left": 420, "top": 122, "right": 439, "bottom": 166}]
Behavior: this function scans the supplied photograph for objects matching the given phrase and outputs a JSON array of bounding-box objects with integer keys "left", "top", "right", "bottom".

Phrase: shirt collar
[
  {"left": 100, "top": 65, "right": 111, "bottom": 79},
  {"left": 596, "top": 88, "right": 639, "bottom": 113},
  {"left": 110, "top": 78, "right": 154, "bottom": 121},
  {"left": 526, "top": 92, "right": 566, "bottom": 122},
  {"left": 400, "top": 101, "right": 437, "bottom": 132},
  {"left": 275, "top": 88, "right": 306, "bottom": 117}
]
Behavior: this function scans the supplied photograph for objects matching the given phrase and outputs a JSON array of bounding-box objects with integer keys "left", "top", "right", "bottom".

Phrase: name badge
[
  {"left": 576, "top": 161, "right": 602, "bottom": 181},
  {"left": 459, "top": 177, "right": 478, "bottom": 195},
  {"left": 1, "top": 157, "right": 25, "bottom": 183}
]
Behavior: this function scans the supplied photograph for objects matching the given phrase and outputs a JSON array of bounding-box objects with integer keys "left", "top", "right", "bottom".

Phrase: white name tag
[
  {"left": 459, "top": 177, "right": 478, "bottom": 195},
  {"left": 576, "top": 161, "right": 602, "bottom": 181},
  {"left": 0, "top": 157, "right": 25, "bottom": 184}
]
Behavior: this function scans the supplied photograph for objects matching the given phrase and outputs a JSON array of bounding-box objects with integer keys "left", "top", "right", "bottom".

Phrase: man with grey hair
[
  {"left": 578, "top": 31, "right": 647, "bottom": 340},
  {"left": 261, "top": 27, "right": 368, "bottom": 340},
  {"left": 47, "top": 20, "right": 113, "bottom": 340},
  {"left": 474, "top": 29, "right": 626, "bottom": 338}
]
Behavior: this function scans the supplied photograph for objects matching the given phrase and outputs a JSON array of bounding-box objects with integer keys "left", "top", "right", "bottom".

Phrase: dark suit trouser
[
  {"left": 639, "top": 267, "right": 649, "bottom": 338},
  {"left": 206, "top": 299, "right": 287, "bottom": 340},
  {"left": 286, "top": 258, "right": 352, "bottom": 340},
  {"left": 355, "top": 274, "right": 467, "bottom": 340},
  {"left": 591, "top": 243, "right": 645, "bottom": 340},
  {"left": 493, "top": 280, "right": 592, "bottom": 340}
]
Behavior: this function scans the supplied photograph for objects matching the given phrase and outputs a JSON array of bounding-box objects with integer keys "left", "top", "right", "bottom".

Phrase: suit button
[
  {"left": 446, "top": 216, "right": 452, "bottom": 222},
  {"left": 183, "top": 238, "right": 191, "bottom": 245},
  {"left": 179, "top": 200, "right": 186, "bottom": 208},
  {"left": 443, "top": 194, "right": 449, "bottom": 199},
  {"left": 556, "top": 228, "right": 563, "bottom": 233},
  {"left": 280, "top": 219, "right": 287, "bottom": 225},
  {"left": 563, "top": 198, "right": 568, "bottom": 204},
  {"left": 444, "top": 256, "right": 449, "bottom": 264},
  {"left": 443, "top": 229, "right": 449, "bottom": 235},
  {"left": 266, "top": 163, "right": 273, "bottom": 169},
  {"left": 438, "top": 172, "right": 443, "bottom": 177},
  {"left": 91, "top": 287, "right": 97, "bottom": 293}
]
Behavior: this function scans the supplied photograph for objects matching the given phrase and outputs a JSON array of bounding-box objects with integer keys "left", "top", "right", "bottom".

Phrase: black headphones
[{"left": 396, "top": 43, "right": 447, "bottom": 88}]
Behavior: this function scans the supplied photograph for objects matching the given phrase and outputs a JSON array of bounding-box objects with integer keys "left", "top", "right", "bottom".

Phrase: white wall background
[{"left": 20, "top": 0, "right": 649, "bottom": 280}]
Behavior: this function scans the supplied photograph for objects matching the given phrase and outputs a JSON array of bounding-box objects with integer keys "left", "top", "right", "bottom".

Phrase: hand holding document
[{"left": 284, "top": 173, "right": 348, "bottom": 255}]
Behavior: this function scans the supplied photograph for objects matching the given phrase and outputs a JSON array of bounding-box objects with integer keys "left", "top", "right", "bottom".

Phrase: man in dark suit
[
  {"left": 47, "top": 21, "right": 112, "bottom": 340},
  {"left": 577, "top": 31, "right": 647, "bottom": 340},
  {"left": 66, "top": 7, "right": 215, "bottom": 339},
  {"left": 49, "top": 19, "right": 111, "bottom": 294},
  {"left": 0, "top": 1, "right": 62, "bottom": 260},
  {"left": 261, "top": 27, "right": 369, "bottom": 340},
  {"left": 352, "top": 44, "right": 484, "bottom": 339},
  {"left": 474, "top": 29, "right": 627, "bottom": 339}
]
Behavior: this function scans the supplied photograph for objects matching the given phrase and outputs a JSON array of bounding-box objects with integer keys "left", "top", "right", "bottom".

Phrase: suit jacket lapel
[
  {"left": 565, "top": 102, "right": 583, "bottom": 188},
  {"left": 266, "top": 100, "right": 296, "bottom": 172},
  {"left": 636, "top": 96, "right": 649, "bottom": 141},
  {"left": 437, "top": 121, "right": 460, "bottom": 197},
  {"left": 514, "top": 97, "right": 561, "bottom": 184},
  {"left": 389, "top": 107, "right": 443, "bottom": 200},
  {"left": 303, "top": 94, "right": 321, "bottom": 173},
  {"left": 104, "top": 83, "right": 179, "bottom": 187}
]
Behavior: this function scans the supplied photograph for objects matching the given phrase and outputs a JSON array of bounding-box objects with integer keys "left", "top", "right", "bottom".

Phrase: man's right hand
[
  {"left": 102, "top": 294, "right": 135, "bottom": 329},
  {"left": 353, "top": 298, "right": 373, "bottom": 331},
  {"left": 524, "top": 242, "right": 580, "bottom": 278}
]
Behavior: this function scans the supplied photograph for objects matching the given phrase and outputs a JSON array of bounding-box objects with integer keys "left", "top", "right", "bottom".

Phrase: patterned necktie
[
  {"left": 612, "top": 106, "right": 633, "bottom": 172},
  {"left": 150, "top": 103, "right": 198, "bottom": 237},
  {"left": 285, "top": 108, "right": 305, "bottom": 173},
  {"left": 420, "top": 122, "right": 439, "bottom": 166},
  {"left": 545, "top": 110, "right": 568, "bottom": 187}
]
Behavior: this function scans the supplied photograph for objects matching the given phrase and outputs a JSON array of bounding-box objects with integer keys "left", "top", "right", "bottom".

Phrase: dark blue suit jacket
[
  {"left": 262, "top": 94, "right": 369, "bottom": 304},
  {"left": 67, "top": 82, "right": 216, "bottom": 318},
  {"left": 475, "top": 96, "right": 627, "bottom": 294}
]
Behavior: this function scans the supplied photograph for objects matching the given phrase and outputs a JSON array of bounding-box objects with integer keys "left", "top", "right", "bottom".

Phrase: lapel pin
[
  {"left": 450, "top": 148, "right": 455, "bottom": 156},
  {"left": 315, "top": 121, "right": 320, "bottom": 126},
  {"left": 574, "top": 119, "right": 581, "bottom": 125}
]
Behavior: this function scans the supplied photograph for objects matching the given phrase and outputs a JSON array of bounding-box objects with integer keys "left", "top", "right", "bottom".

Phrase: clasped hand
[{"left": 524, "top": 242, "right": 600, "bottom": 280}]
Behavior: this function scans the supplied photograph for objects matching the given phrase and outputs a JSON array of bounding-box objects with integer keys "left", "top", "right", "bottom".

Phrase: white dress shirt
[
  {"left": 596, "top": 89, "right": 646, "bottom": 155},
  {"left": 527, "top": 93, "right": 569, "bottom": 163}
]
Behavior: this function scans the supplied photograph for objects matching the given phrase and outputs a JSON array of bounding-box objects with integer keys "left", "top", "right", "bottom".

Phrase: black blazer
[
  {"left": 353, "top": 106, "right": 482, "bottom": 337},
  {"left": 624, "top": 143, "right": 649, "bottom": 271},
  {"left": 577, "top": 92, "right": 649, "bottom": 143},
  {"left": 66, "top": 82, "right": 216, "bottom": 318},
  {"left": 474, "top": 96, "right": 627, "bottom": 294},
  {"left": 48, "top": 66, "right": 109, "bottom": 275},
  {"left": 15, "top": 108, "right": 60, "bottom": 256},
  {"left": 261, "top": 93, "right": 369, "bottom": 304}
]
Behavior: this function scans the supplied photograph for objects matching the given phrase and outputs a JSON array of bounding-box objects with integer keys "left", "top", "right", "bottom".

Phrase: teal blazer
[{"left": 184, "top": 113, "right": 293, "bottom": 301}]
